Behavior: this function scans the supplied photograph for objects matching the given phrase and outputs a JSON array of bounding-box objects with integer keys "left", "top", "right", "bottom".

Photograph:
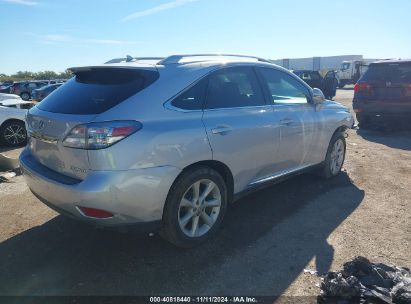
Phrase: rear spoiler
[{"left": 68, "top": 64, "right": 158, "bottom": 74}]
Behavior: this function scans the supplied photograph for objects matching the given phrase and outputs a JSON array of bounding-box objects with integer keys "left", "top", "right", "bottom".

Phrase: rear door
[
  {"left": 202, "top": 66, "right": 280, "bottom": 192},
  {"left": 257, "top": 67, "right": 320, "bottom": 171},
  {"left": 26, "top": 67, "right": 159, "bottom": 180}
]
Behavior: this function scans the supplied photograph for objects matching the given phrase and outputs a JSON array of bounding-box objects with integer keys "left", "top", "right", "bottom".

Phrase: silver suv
[{"left": 20, "top": 54, "right": 354, "bottom": 248}]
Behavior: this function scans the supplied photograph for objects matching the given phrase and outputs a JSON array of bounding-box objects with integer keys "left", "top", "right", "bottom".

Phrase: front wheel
[
  {"left": 161, "top": 167, "right": 228, "bottom": 248},
  {"left": 319, "top": 132, "right": 346, "bottom": 179}
]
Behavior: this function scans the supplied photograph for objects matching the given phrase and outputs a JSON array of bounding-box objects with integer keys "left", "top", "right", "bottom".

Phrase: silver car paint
[{"left": 20, "top": 59, "right": 354, "bottom": 226}]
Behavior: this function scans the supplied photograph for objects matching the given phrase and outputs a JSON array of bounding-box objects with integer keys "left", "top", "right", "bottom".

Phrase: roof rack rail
[
  {"left": 158, "top": 54, "right": 272, "bottom": 65},
  {"left": 105, "top": 57, "right": 165, "bottom": 64}
]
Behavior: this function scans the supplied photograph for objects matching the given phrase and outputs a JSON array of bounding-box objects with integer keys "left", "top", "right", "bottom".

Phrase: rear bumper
[{"left": 20, "top": 148, "right": 181, "bottom": 228}]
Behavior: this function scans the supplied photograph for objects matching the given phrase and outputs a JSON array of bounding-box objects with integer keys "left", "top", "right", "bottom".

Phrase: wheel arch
[{"left": 176, "top": 160, "right": 234, "bottom": 203}]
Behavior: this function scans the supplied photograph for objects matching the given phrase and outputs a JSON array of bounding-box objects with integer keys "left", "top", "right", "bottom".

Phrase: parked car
[
  {"left": 0, "top": 99, "right": 33, "bottom": 146},
  {"left": 10, "top": 81, "right": 48, "bottom": 101},
  {"left": 20, "top": 54, "right": 354, "bottom": 248},
  {"left": 31, "top": 83, "right": 62, "bottom": 102},
  {"left": 353, "top": 59, "right": 411, "bottom": 128},
  {"left": 293, "top": 70, "right": 338, "bottom": 99},
  {"left": 0, "top": 81, "right": 13, "bottom": 87},
  {"left": 0, "top": 93, "right": 21, "bottom": 102},
  {"left": 0, "top": 84, "right": 13, "bottom": 93}
]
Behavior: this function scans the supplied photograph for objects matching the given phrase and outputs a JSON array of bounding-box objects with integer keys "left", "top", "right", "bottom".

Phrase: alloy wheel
[
  {"left": 330, "top": 139, "right": 345, "bottom": 175},
  {"left": 4, "top": 124, "right": 26, "bottom": 145},
  {"left": 178, "top": 179, "right": 222, "bottom": 238}
]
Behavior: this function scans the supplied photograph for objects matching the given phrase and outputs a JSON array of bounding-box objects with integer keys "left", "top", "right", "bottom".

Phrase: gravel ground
[{"left": 0, "top": 88, "right": 410, "bottom": 298}]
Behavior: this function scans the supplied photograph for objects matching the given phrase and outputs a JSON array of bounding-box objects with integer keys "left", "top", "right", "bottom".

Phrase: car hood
[{"left": 322, "top": 100, "right": 350, "bottom": 112}]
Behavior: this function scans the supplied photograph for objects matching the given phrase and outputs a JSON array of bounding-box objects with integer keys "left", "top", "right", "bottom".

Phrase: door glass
[
  {"left": 260, "top": 68, "right": 310, "bottom": 104},
  {"left": 205, "top": 67, "right": 265, "bottom": 109}
]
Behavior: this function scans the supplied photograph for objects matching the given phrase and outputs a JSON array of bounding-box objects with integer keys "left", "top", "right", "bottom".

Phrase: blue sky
[{"left": 1, "top": 0, "right": 410, "bottom": 74}]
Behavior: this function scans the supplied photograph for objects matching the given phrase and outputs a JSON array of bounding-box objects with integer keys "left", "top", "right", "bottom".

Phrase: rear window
[
  {"left": 362, "top": 62, "right": 411, "bottom": 83},
  {"left": 37, "top": 68, "right": 159, "bottom": 114}
]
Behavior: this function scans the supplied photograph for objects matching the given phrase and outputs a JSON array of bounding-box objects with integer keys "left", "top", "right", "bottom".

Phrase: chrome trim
[
  {"left": 248, "top": 164, "right": 316, "bottom": 186},
  {"left": 29, "top": 131, "right": 59, "bottom": 144}
]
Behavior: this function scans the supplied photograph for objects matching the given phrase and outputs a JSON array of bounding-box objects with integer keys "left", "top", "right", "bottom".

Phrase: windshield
[{"left": 340, "top": 63, "right": 351, "bottom": 71}]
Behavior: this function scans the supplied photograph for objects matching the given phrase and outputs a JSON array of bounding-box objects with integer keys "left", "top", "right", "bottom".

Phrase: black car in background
[
  {"left": 10, "top": 81, "right": 48, "bottom": 100},
  {"left": 293, "top": 70, "right": 338, "bottom": 100},
  {"left": 353, "top": 60, "right": 411, "bottom": 128},
  {"left": 31, "top": 83, "right": 62, "bottom": 102}
]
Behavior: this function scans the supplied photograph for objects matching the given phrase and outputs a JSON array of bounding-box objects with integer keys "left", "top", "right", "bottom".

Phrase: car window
[
  {"left": 28, "top": 83, "right": 37, "bottom": 89},
  {"left": 205, "top": 67, "right": 265, "bottom": 109},
  {"left": 341, "top": 63, "right": 350, "bottom": 70},
  {"left": 362, "top": 63, "right": 411, "bottom": 83},
  {"left": 37, "top": 68, "right": 159, "bottom": 114},
  {"left": 301, "top": 73, "right": 311, "bottom": 80},
  {"left": 170, "top": 77, "right": 208, "bottom": 110},
  {"left": 259, "top": 68, "right": 311, "bottom": 104},
  {"left": 310, "top": 72, "right": 322, "bottom": 81}
]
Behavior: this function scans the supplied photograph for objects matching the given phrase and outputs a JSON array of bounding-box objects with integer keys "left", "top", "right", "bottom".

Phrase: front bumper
[{"left": 20, "top": 148, "right": 181, "bottom": 227}]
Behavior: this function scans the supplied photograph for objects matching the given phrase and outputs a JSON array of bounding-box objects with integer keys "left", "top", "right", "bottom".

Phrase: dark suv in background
[
  {"left": 10, "top": 81, "right": 48, "bottom": 100},
  {"left": 353, "top": 60, "right": 411, "bottom": 128}
]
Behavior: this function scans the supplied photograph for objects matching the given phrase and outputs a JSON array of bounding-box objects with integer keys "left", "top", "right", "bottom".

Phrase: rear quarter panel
[{"left": 87, "top": 65, "right": 215, "bottom": 171}]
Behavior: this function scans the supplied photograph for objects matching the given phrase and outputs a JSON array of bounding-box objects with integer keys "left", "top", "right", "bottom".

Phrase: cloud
[
  {"left": 121, "top": 0, "right": 199, "bottom": 22},
  {"left": 1, "top": 0, "right": 38, "bottom": 6},
  {"left": 36, "top": 34, "right": 139, "bottom": 45}
]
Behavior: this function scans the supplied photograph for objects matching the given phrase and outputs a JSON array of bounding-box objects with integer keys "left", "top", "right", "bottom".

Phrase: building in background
[{"left": 271, "top": 55, "right": 364, "bottom": 71}]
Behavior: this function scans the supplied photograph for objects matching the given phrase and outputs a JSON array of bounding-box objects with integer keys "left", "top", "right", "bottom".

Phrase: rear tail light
[
  {"left": 63, "top": 120, "right": 142, "bottom": 150},
  {"left": 354, "top": 82, "right": 373, "bottom": 96},
  {"left": 77, "top": 206, "right": 113, "bottom": 218}
]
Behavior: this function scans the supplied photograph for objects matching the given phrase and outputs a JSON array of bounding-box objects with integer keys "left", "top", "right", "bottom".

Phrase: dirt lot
[{"left": 0, "top": 88, "right": 410, "bottom": 298}]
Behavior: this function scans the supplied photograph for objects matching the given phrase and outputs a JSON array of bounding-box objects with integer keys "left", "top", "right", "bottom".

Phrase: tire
[
  {"left": 318, "top": 132, "right": 346, "bottom": 179},
  {"left": 0, "top": 120, "right": 27, "bottom": 147},
  {"left": 356, "top": 114, "right": 371, "bottom": 129},
  {"left": 20, "top": 92, "right": 30, "bottom": 101},
  {"left": 161, "top": 166, "right": 228, "bottom": 248}
]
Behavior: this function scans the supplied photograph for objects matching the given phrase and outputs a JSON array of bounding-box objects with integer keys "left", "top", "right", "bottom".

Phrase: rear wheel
[
  {"left": 356, "top": 114, "right": 370, "bottom": 129},
  {"left": 20, "top": 92, "right": 30, "bottom": 101},
  {"left": 161, "top": 166, "right": 228, "bottom": 248},
  {"left": 0, "top": 121, "right": 27, "bottom": 147},
  {"left": 319, "top": 132, "right": 346, "bottom": 179}
]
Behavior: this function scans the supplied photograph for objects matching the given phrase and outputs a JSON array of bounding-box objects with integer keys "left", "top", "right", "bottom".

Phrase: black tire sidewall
[
  {"left": 20, "top": 92, "right": 30, "bottom": 101},
  {"left": 0, "top": 121, "right": 27, "bottom": 147},
  {"left": 161, "top": 167, "right": 228, "bottom": 248},
  {"left": 323, "top": 133, "right": 346, "bottom": 178}
]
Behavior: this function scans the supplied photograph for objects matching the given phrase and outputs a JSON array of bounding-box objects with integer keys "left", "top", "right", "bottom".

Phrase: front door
[{"left": 258, "top": 67, "right": 319, "bottom": 172}]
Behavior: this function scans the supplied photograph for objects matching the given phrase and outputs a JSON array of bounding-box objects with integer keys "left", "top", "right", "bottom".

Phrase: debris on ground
[
  {"left": 0, "top": 171, "right": 17, "bottom": 183},
  {"left": 318, "top": 256, "right": 411, "bottom": 304},
  {"left": 304, "top": 268, "right": 319, "bottom": 275}
]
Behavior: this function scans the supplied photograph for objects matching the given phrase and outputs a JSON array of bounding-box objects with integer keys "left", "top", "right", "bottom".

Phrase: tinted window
[
  {"left": 171, "top": 77, "right": 208, "bottom": 110},
  {"left": 362, "top": 63, "right": 411, "bottom": 83},
  {"left": 37, "top": 68, "right": 159, "bottom": 114},
  {"left": 310, "top": 72, "right": 322, "bottom": 81},
  {"left": 260, "top": 68, "right": 310, "bottom": 104},
  {"left": 205, "top": 67, "right": 265, "bottom": 109}
]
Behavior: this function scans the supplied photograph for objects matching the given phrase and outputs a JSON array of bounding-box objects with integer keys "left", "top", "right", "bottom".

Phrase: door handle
[
  {"left": 280, "top": 118, "right": 293, "bottom": 126},
  {"left": 211, "top": 125, "right": 233, "bottom": 135}
]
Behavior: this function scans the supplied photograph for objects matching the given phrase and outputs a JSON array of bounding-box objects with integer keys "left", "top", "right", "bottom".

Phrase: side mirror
[{"left": 312, "top": 88, "right": 326, "bottom": 104}]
